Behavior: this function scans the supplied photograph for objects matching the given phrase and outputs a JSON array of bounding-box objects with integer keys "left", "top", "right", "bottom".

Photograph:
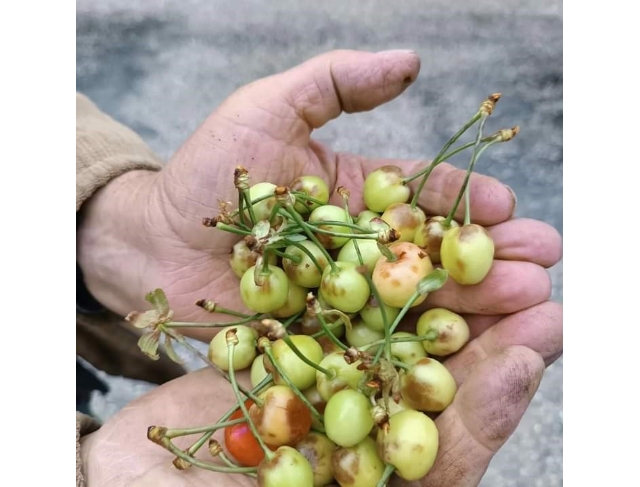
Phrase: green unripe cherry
[
  {"left": 308, "top": 205, "right": 351, "bottom": 250},
  {"left": 400, "top": 357, "right": 457, "bottom": 412},
  {"left": 240, "top": 264, "right": 290, "bottom": 313},
  {"left": 266, "top": 335, "right": 324, "bottom": 391},
  {"left": 336, "top": 238, "right": 383, "bottom": 275},
  {"left": 290, "top": 175, "right": 330, "bottom": 215},
  {"left": 207, "top": 325, "right": 257, "bottom": 371},
  {"left": 414, "top": 215, "right": 460, "bottom": 264},
  {"left": 324, "top": 389, "right": 374, "bottom": 447},
  {"left": 250, "top": 353, "right": 269, "bottom": 387},
  {"left": 416, "top": 307, "right": 470, "bottom": 356},
  {"left": 363, "top": 165, "right": 410, "bottom": 213},
  {"left": 358, "top": 296, "right": 401, "bottom": 332},
  {"left": 332, "top": 436, "right": 385, "bottom": 487},
  {"left": 320, "top": 262, "right": 370, "bottom": 314},
  {"left": 294, "top": 432, "right": 336, "bottom": 487},
  {"left": 380, "top": 203, "right": 426, "bottom": 243},
  {"left": 440, "top": 223, "right": 495, "bottom": 285},
  {"left": 315, "top": 352, "right": 365, "bottom": 401},
  {"left": 376, "top": 409, "right": 439, "bottom": 480},
  {"left": 257, "top": 446, "right": 315, "bottom": 487},
  {"left": 282, "top": 240, "right": 329, "bottom": 289},
  {"left": 390, "top": 331, "right": 428, "bottom": 365}
]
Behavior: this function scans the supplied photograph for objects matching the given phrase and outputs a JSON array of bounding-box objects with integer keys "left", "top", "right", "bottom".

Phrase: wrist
[{"left": 77, "top": 169, "right": 160, "bottom": 317}]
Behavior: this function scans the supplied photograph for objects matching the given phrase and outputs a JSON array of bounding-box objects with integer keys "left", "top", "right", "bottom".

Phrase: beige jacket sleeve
[
  {"left": 76, "top": 93, "right": 167, "bottom": 487},
  {"left": 76, "top": 93, "right": 165, "bottom": 211}
]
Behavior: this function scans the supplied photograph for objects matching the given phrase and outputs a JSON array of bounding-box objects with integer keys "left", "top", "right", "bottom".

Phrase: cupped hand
[
  {"left": 77, "top": 49, "right": 561, "bottom": 344},
  {"left": 79, "top": 299, "right": 562, "bottom": 487}
]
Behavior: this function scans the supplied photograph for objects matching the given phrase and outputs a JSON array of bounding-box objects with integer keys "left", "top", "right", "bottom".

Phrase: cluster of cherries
[{"left": 131, "top": 94, "right": 519, "bottom": 487}]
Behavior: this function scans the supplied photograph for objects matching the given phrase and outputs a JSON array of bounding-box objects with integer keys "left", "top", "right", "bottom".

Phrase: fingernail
[{"left": 505, "top": 185, "right": 518, "bottom": 218}]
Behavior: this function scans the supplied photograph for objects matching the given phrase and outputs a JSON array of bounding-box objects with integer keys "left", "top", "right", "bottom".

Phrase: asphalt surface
[{"left": 76, "top": 1, "right": 563, "bottom": 485}]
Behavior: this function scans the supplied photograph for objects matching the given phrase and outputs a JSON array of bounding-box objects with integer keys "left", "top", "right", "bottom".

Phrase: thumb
[{"left": 232, "top": 49, "right": 421, "bottom": 130}]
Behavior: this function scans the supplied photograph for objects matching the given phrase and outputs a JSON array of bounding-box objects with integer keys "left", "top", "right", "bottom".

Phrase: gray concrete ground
[{"left": 77, "top": 1, "right": 562, "bottom": 485}]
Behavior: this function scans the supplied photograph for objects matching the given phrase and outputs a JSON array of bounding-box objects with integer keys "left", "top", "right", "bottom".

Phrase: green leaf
[
  {"left": 163, "top": 335, "right": 185, "bottom": 365},
  {"left": 125, "top": 310, "right": 158, "bottom": 329},
  {"left": 145, "top": 288, "right": 171, "bottom": 317},
  {"left": 376, "top": 242, "right": 396, "bottom": 261},
  {"left": 252, "top": 220, "right": 271, "bottom": 240},
  {"left": 138, "top": 330, "right": 161, "bottom": 361},
  {"left": 417, "top": 268, "right": 449, "bottom": 295},
  {"left": 282, "top": 234, "right": 308, "bottom": 243}
]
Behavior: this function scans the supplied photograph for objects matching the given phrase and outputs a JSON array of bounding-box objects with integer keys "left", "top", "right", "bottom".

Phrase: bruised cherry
[
  {"left": 440, "top": 223, "right": 495, "bottom": 285},
  {"left": 320, "top": 262, "right": 370, "bottom": 314},
  {"left": 372, "top": 241, "right": 433, "bottom": 309},
  {"left": 290, "top": 175, "right": 330, "bottom": 216},
  {"left": 416, "top": 307, "right": 470, "bottom": 356},
  {"left": 376, "top": 409, "right": 439, "bottom": 480},
  {"left": 332, "top": 436, "right": 385, "bottom": 487},
  {"left": 229, "top": 239, "right": 277, "bottom": 278},
  {"left": 400, "top": 357, "right": 457, "bottom": 412},
  {"left": 294, "top": 431, "right": 337, "bottom": 487},
  {"left": 362, "top": 165, "right": 410, "bottom": 213},
  {"left": 414, "top": 215, "right": 460, "bottom": 264},
  {"left": 249, "top": 385, "right": 312, "bottom": 447},
  {"left": 380, "top": 203, "right": 426, "bottom": 243},
  {"left": 257, "top": 446, "right": 314, "bottom": 487}
]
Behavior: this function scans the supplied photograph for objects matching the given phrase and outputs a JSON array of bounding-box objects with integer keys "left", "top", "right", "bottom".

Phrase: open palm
[
  {"left": 78, "top": 49, "right": 563, "bottom": 487},
  {"left": 79, "top": 49, "right": 559, "bottom": 345}
]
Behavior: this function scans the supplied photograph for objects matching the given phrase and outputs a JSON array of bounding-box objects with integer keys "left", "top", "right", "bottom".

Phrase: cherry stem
[
  {"left": 241, "top": 189, "right": 258, "bottom": 226},
  {"left": 152, "top": 435, "right": 258, "bottom": 474},
  {"left": 401, "top": 134, "right": 497, "bottom": 186},
  {"left": 195, "top": 302, "right": 254, "bottom": 318},
  {"left": 257, "top": 251, "right": 273, "bottom": 276},
  {"left": 287, "top": 239, "right": 325, "bottom": 274},
  {"left": 408, "top": 112, "right": 482, "bottom": 209},
  {"left": 372, "top": 290, "right": 422, "bottom": 365},
  {"left": 218, "top": 450, "right": 256, "bottom": 476},
  {"left": 310, "top": 313, "right": 349, "bottom": 351},
  {"left": 238, "top": 191, "right": 247, "bottom": 227},
  {"left": 306, "top": 220, "right": 379, "bottom": 238},
  {"left": 340, "top": 189, "right": 366, "bottom": 267},
  {"left": 362, "top": 273, "right": 392, "bottom": 359},
  {"left": 464, "top": 115, "right": 490, "bottom": 225},
  {"left": 227, "top": 339, "right": 275, "bottom": 460},
  {"left": 164, "top": 318, "right": 255, "bottom": 328},
  {"left": 178, "top": 374, "right": 273, "bottom": 458},
  {"left": 161, "top": 326, "right": 263, "bottom": 405},
  {"left": 282, "top": 335, "right": 335, "bottom": 379},
  {"left": 262, "top": 344, "right": 326, "bottom": 429},
  {"left": 391, "top": 359, "right": 411, "bottom": 371},
  {"left": 268, "top": 201, "right": 283, "bottom": 225},
  {"left": 273, "top": 249, "right": 302, "bottom": 263},
  {"left": 359, "top": 331, "right": 439, "bottom": 352},
  {"left": 163, "top": 417, "right": 246, "bottom": 439},
  {"left": 290, "top": 191, "right": 326, "bottom": 208},
  {"left": 213, "top": 222, "right": 252, "bottom": 236},
  {"left": 444, "top": 113, "right": 491, "bottom": 227},
  {"left": 280, "top": 206, "right": 339, "bottom": 273},
  {"left": 377, "top": 463, "right": 397, "bottom": 487}
]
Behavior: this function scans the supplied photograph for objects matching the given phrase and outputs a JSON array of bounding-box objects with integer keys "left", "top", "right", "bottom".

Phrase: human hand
[
  {"left": 76, "top": 49, "right": 559, "bottom": 343},
  {"left": 79, "top": 297, "right": 562, "bottom": 487}
]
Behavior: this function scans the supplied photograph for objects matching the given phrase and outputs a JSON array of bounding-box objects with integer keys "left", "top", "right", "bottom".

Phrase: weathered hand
[
  {"left": 77, "top": 49, "right": 560, "bottom": 346},
  {"left": 80, "top": 299, "right": 562, "bottom": 487}
]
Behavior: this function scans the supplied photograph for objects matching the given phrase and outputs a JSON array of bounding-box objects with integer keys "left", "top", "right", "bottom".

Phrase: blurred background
[{"left": 76, "top": 1, "right": 562, "bottom": 485}]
